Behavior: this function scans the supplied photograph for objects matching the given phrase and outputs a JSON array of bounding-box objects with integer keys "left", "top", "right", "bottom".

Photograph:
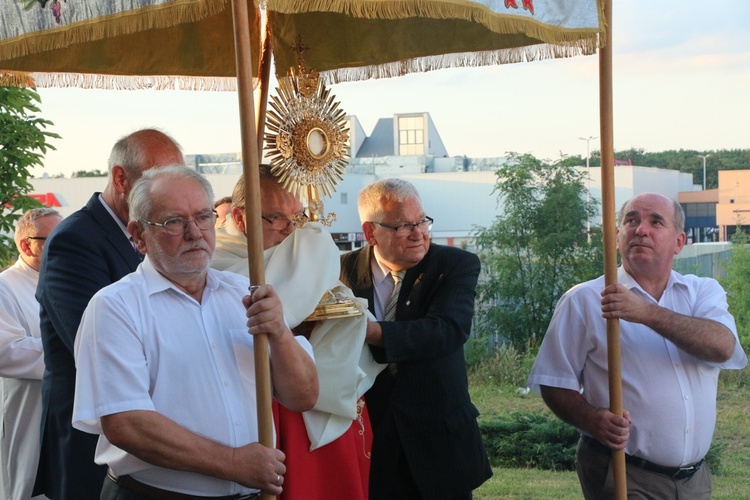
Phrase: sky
[{"left": 30, "top": 0, "right": 750, "bottom": 178}]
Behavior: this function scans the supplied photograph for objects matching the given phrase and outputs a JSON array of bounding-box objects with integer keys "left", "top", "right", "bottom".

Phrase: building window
[
  {"left": 684, "top": 202, "right": 715, "bottom": 218},
  {"left": 398, "top": 116, "right": 425, "bottom": 156}
]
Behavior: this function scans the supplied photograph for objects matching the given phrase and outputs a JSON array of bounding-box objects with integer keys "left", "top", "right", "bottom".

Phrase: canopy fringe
[
  {"left": 0, "top": 0, "right": 229, "bottom": 62},
  {"left": 321, "top": 42, "right": 597, "bottom": 84},
  {"left": 267, "top": 0, "right": 604, "bottom": 46},
  {"left": 0, "top": 70, "right": 36, "bottom": 88},
  {"left": 23, "top": 72, "right": 243, "bottom": 91}
]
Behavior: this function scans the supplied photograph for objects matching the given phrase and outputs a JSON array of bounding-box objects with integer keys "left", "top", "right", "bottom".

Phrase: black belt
[
  {"left": 107, "top": 469, "right": 260, "bottom": 500},
  {"left": 581, "top": 435, "right": 704, "bottom": 480}
]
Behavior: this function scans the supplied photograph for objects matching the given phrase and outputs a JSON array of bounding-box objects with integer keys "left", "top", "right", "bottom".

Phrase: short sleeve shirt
[
  {"left": 73, "top": 257, "right": 313, "bottom": 497},
  {"left": 527, "top": 267, "right": 747, "bottom": 467}
]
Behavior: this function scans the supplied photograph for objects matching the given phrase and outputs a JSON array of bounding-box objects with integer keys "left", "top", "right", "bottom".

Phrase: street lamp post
[
  {"left": 579, "top": 136, "right": 597, "bottom": 170},
  {"left": 697, "top": 154, "right": 711, "bottom": 190},
  {"left": 579, "top": 136, "right": 597, "bottom": 242}
]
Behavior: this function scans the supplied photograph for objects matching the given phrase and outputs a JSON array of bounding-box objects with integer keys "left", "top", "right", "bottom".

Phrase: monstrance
[
  {"left": 264, "top": 47, "right": 359, "bottom": 321},
  {"left": 265, "top": 45, "right": 349, "bottom": 226}
]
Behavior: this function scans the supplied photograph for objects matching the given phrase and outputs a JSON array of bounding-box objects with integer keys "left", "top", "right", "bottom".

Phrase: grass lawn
[{"left": 471, "top": 371, "right": 750, "bottom": 498}]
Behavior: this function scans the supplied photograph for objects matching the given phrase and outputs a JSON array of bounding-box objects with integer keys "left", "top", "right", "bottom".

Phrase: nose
[
  {"left": 407, "top": 226, "right": 424, "bottom": 239},
  {"left": 634, "top": 221, "right": 649, "bottom": 237},
  {"left": 281, "top": 221, "right": 296, "bottom": 235},
  {"left": 184, "top": 219, "right": 204, "bottom": 239}
]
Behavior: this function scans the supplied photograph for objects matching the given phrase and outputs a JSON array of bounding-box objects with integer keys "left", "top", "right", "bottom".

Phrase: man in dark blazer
[
  {"left": 34, "top": 129, "right": 184, "bottom": 500},
  {"left": 340, "top": 178, "right": 492, "bottom": 500}
]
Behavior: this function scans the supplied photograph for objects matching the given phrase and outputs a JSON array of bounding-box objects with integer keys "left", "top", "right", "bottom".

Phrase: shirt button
[
  {"left": 684, "top": 395, "right": 689, "bottom": 400},
  {"left": 224, "top": 381, "right": 230, "bottom": 387}
]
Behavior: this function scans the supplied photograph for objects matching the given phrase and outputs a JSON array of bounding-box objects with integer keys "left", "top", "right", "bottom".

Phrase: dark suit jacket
[
  {"left": 340, "top": 244, "right": 492, "bottom": 499},
  {"left": 34, "top": 193, "right": 142, "bottom": 500}
]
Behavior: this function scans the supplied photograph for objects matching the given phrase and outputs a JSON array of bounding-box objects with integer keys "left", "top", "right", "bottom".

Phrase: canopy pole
[
  {"left": 599, "top": 1, "right": 626, "bottom": 498},
  {"left": 229, "top": 3, "right": 274, "bottom": 499},
  {"left": 256, "top": 10, "right": 273, "bottom": 159}
]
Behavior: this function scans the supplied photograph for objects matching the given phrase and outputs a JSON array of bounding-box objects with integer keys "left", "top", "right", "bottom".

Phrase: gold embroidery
[{"left": 356, "top": 398, "right": 371, "bottom": 459}]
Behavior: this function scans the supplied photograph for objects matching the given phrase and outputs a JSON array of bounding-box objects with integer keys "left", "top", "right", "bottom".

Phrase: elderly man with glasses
[
  {"left": 339, "top": 178, "right": 492, "bottom": 500},
  {"left": 211, "top": 165, "right": 307, "bottom": 272},
  {"left": 0, "top": 208, "right": 61, "bottom": 500},
  {"left": 71, "top": 165, "right": 318, "bottom": 500}
]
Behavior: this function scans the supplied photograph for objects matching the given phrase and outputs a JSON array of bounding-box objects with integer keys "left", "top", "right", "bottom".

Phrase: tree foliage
[
  {"left": 71, "top": 169, "right": 107, "bottom": 177},
  {"left": 719, "top": 227, "right": 750, "bottom": 351},
  {"left": 0, "top": 86, "right": 59, "bottom": 266},
  {"left": 585, "top": 148, "right": 750, "bottom": 189},
  {"left": 474, "top": 153, "right": 603, "bottom": 351}
]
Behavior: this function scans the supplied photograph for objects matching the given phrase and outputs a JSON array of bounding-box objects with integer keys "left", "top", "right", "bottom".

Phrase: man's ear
[
  {"left": 18, "top": 238, "right": 33, "bottom": 257},
  {"left": 675, "top": 231, "right": 687, "bottom": 255},
  {"left": 231, "top": 207, "right": 246, "bottom": 234},
  {"left": 362, "top": 221, "right": 376, "bottom": 246},
  {"left": 111, "top": 166, "right": 129, "bottom": 195},
  {"left": 127, "top": 220, "right": 147, "bottom": 254}
]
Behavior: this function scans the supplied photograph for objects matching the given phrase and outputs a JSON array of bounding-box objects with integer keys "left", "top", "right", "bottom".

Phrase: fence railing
[{"left": 673, "top": 249, "right": 732, "bottom": 279}]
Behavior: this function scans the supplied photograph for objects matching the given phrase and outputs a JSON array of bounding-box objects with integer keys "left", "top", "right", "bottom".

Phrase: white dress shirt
[
  {"left": 528, "top": 267, "right": 747, "bottom": 467},
  {"left": 72, "top": 257, "right": 313, "bottom": 497}
]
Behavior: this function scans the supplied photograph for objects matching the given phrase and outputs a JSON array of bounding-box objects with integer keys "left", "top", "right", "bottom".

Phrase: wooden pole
[
  {"left": 229, "top": 2, "right": 274, "bottom": 499},
  {"left": 256, "top": 11, "right": 273, "bottom": 160},
  {"left": 599, "top": 1, "right": 626, "bottom": 498}
]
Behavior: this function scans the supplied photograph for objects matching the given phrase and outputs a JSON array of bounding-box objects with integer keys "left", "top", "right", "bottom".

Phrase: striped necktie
[
  {"left": 383, "top": 270, "right": 405, "bottom": 321},
  {"left": 384, "top": 270, "right": 406, "bottom": 375}
]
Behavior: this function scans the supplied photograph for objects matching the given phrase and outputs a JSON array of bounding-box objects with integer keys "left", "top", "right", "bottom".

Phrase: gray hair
[
  {"left": 129, "top": 165, "right": 214, "bottom": 223},
  {"left": 14, "top": 208, "right": 61, "bottom": 245},
  {"left": 617, "top": 194, "right": 685, "bottom": 233},
  {"left": 230, "top": 164, "right": 275, "bottom": 210},
  {"left": 108, "top": 128, "right": 183, "bottom": 177},
  {"left": 357, "top": 178, "right": 421, "bottom": 223}
]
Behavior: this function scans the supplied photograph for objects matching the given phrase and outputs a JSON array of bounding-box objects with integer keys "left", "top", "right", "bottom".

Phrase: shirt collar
[
  {"left": 371, "top": 246, "right": 395, "bottom": 286},
  {"left": 15, "top": 256, "right": 39, "bottom": 278},
  {"left": 98, "top": 193, "right": 130, "bottom": 242},
  {"left": 618, "top": 266, "right": 684, "bottom": 299},
  {"left": 140, "top": 255, "right": 218, "bottom": 299}
]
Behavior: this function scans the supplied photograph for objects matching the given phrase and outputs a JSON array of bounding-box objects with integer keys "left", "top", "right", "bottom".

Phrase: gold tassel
[
  {"left": 25, "top": 72, "right": 250, "bottom": 91},
  {"left": 0, "top": 71, "right": 36, "bottom": 88},
  {"left": 322, "top": 43, "right": 596, "bottom": 84}
]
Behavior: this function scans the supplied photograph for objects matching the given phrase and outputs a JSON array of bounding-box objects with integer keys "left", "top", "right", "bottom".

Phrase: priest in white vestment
[{"left": 0, "top": 208, "right": 61, "bottom": 500}]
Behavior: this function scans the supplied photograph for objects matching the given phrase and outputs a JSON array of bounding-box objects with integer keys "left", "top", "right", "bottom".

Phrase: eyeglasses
[
  {"left": 25, "top": 236, "right": 48, "bottom": 242},
  {"left": 262, "top": 212, "right": 308, "bottom": 230},
  {"left": 373, "top": 216, "right": 433, "bottom": 236},
  {"left": 141, "top": 211, "right": 218, "bottom": 236}
]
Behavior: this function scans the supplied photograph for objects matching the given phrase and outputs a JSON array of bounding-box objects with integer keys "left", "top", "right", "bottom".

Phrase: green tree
[
  {"left": 0, "top": 85, "right": 60, "bottom": 266},
  {"left": 719, "top": 226, "right": 750, "bottom": 351},
  {"left": 71, "top": 169, "right": 107, "bottom": 177},
  {"left": 474, "top": 153, "right": 603, "bottom": 351}
]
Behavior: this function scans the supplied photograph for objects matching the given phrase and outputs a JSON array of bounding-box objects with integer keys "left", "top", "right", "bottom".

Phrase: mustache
[{"left": 182, "top": 241, "right": 212, "bottom": 252}]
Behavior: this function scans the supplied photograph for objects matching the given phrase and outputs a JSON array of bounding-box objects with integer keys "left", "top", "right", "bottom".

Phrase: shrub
[
  {"left": 465, "top": 335, "right": 492, "bottom": 369},
  {"left": 479, "top": 411, "right": 579, "bottom": 470},
  {"left": 478, "top": 411, "right": 727, "bottom": 476},
  {"left": 469, "top": 344, "right": 529, "bottom": 388}
]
